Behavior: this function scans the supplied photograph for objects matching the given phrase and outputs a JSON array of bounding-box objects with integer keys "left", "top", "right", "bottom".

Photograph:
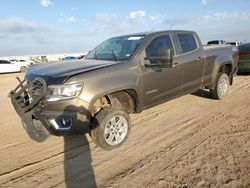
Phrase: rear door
[{"left": 174, "top": 32, "right": 204, "bottom": 94}]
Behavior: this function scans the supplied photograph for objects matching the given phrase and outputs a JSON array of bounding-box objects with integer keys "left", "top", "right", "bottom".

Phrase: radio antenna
[{"left": 170, "top": 24, "right": 173, "bottom": 30}]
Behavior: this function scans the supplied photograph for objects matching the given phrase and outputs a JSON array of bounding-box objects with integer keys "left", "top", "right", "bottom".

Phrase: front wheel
[
  {"left": 210, "top": 73, "right": 230, "bottom": 99},
  {"left": 90, "top": 107, "right": 131, "bottom": 150}
]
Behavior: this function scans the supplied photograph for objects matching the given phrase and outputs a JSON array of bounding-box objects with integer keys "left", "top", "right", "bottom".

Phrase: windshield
[{"left": 85, "top": 35, "right": 146, "bottom": 61}]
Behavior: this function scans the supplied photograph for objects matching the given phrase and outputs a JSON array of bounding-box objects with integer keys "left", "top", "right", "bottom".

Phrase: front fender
[{"left": 66, "top": 62, "right": 142, "bottom": 113}]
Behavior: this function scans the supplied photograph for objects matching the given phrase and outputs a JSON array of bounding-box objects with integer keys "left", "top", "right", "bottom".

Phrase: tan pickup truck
[{"left": 9, "top": 30, "right": 238, "bottom": 150}]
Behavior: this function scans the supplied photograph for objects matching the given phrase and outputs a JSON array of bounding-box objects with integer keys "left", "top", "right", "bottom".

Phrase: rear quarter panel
[{"left": 203, "top": 45, "right": 235, "bottom": 88}]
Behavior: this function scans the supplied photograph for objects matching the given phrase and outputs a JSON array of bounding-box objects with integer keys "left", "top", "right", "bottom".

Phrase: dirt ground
[{"left": 0, "top": 73, "right": 249, "bottom": 188}]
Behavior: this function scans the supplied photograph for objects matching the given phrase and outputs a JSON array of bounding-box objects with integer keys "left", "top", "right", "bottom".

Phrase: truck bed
[
  {"left": 203, "top": 44, "right": 232, "bottom": 50},
  {"left": 203, "top": 44, "right": 238, "bottom": 72}
]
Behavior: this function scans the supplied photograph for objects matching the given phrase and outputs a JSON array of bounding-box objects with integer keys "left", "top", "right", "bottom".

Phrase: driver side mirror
[{"left": 145, "top": 48, "right": 173, "bottom": 68}]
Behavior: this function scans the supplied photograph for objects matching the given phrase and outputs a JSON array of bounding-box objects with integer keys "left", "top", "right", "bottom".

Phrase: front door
[{"left": 139, "top": 34, "right": 182, "bottom": 108}]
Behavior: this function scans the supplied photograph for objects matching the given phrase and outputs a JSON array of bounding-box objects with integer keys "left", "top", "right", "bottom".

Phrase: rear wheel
[
  {"left": 90, "top": 107, "right": 131, "bottom": 150},
  {"left": 210, "top": 73, "right": 230, "bottom": 99}
]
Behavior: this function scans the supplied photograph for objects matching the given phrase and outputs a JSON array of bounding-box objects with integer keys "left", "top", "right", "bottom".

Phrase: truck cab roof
[{"left": 116, "top": 30, "right": 196, "bottom": 38}]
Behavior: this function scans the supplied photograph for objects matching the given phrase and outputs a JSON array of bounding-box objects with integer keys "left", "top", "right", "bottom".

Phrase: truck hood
[{"left": 26, "top": 59, "right": 116, "bottom": 85}]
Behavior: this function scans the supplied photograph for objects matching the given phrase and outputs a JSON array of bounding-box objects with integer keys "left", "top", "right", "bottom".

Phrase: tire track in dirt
[
  {"left": 102, "top": 110, "right": 242, "bottom": 188},
  {"left": 0, "top": 135, "right": 92, "bottom": 184},
  {"left": 228, "top": 75, "right": 250, "bottom": 95},
  {"left": 101, "top": 85, "right": 250, "bottom": 187}
]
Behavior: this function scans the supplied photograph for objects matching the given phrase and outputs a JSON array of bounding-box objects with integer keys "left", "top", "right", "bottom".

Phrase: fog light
[{"left": 48, "top": 117, "right": 72, "bottom": 130}]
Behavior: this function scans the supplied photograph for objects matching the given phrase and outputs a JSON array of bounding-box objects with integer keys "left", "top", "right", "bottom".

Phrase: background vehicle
[
  {"left": 207, "top": 40, "right": 227, "bottom": 45},
  {"left": 237, "top": 42, "right": 250, "bottom": 73},
  {"left": 9, "top": 59, "right": 33, "bottom": 64},
  {"left": 10, "top": 30, "right": 238, "bottom": 150},
  {"left": 0, "top": 59, "right": 31, "bottom": 73},
  {"left": 228, "top": 41, "right": 243, "bottom": 46},
  {"left": 62, "top": 56, "right": 78, "bottom": 60}
]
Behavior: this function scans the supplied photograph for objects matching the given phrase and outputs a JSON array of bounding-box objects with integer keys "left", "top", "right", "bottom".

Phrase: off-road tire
[
  {"left": 90, "top": 107, "right": 131, "bottom": 150},
  {"left": 210, "top": 73, "right": 230, "bottom": 99}
]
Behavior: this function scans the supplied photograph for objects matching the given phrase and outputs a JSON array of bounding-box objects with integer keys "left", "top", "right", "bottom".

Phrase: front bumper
[
  {"left": 32, "top": 106, "right": 91, "bottom": 135},
  {"left": 9, "top": 77, "right": 92, "bottom": 137}
]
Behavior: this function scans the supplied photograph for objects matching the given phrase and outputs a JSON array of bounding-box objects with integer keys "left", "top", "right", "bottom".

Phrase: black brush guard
[{"left": 9, "top": 77, "right": 49, "bottom": 142}]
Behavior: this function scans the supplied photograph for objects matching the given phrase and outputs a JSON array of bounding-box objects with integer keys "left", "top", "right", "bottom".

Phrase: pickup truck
[
  {"left": 9, "top": 30, "right": 238, "bottom": 150},
  {"left": 207, "top": 40, "right": 227, "bottom": 45}
]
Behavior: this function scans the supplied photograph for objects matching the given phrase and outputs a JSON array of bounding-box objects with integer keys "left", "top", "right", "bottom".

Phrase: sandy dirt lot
[{"left": 0, "top": 73, "right": 249, "bottom": 188}]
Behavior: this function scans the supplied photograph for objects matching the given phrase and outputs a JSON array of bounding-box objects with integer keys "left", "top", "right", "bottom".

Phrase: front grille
[{"left": 9, "top": 77, "right": 47, "bottom": 113}]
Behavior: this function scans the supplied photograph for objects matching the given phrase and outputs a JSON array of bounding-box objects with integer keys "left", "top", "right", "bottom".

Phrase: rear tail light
[{"left": 239, "top": 52, "right": 250, "bottom": 57}]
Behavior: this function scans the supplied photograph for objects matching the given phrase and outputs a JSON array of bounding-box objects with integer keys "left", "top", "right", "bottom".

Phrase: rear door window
[{"left": 177, "top": 34, "right": 198, "bottom": 54}]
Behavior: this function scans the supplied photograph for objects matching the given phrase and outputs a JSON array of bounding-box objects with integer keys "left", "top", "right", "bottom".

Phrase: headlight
[{"left": 46, "top": 83, "right": 83, "bottom": 102}]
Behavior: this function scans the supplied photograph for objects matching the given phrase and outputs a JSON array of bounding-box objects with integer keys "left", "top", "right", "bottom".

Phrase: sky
[{"left": 0, "top": 0, "right": 250, "bottom": 56}]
